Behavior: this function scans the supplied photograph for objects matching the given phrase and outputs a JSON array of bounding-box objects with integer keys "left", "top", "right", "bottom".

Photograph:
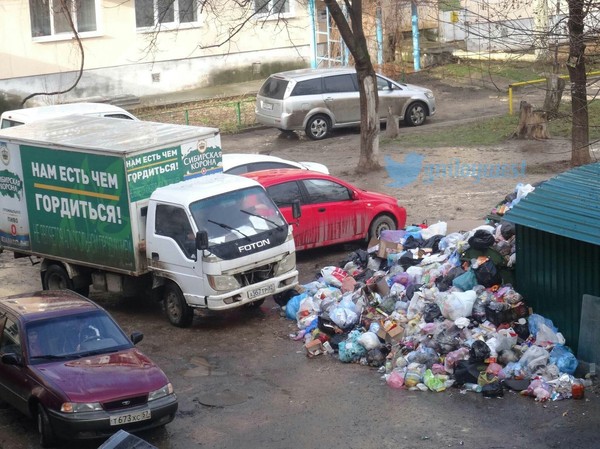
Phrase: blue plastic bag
[
  {"left": 528, "top": 314, "right": 558, "bottom": 336},
  {"left": 549, "top": 344, "right": 578, "bottom": 375},
  {"left": 338, "top": 330, "right": 367, "bottom": 363},
  {"left": 285, "top": 292, "right": 307, "bottom": 321}
]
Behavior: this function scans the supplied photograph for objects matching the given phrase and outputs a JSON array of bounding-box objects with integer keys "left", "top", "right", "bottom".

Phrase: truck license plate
[
  {"left": 248, "top": 284, "right": 275, "bottom": 299},
  {"left": 110, "top": 410, "right": 151, "bottom": 426}
]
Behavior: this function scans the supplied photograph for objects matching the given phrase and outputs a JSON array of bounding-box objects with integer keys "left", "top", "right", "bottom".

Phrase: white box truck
[{"left": 0, "top": 116, "right": 298, "bottom": 327}]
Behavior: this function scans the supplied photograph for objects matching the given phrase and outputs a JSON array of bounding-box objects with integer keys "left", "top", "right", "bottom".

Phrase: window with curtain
[
  {"left": 255, "top": 0, "right": 290, "bottom": 15},
  {"left": 29, "top": 0, "right": 98, "bottom": 38},
  {"left": 135, "top": 0, "right": 199, "bottom": 28}
]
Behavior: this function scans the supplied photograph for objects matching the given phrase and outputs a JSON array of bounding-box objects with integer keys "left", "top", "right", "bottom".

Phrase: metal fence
[{"left": 135, "top": 96, "right": 258, "bottom": 133}]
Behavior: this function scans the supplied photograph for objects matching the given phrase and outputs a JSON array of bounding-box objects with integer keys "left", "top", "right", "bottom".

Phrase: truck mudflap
[{"left": 184, "top": 270, "right": 298, "bottom": 310}]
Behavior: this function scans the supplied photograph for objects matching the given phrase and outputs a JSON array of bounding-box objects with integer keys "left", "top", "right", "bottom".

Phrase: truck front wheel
[
  {"left": 164, "top": 284, "right": 194, "bottom": 328},
  {"left": 43, "top": 265, "right": 74, "bottom": 291}
]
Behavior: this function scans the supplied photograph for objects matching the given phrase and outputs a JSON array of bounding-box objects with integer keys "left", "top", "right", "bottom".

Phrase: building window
[
  {"left": 135, "top": 0, "right": 199, "bottom": 28},
  {"left": 29, "top": 0, "right": 98, "bottom": 38},
  {"left": 255, "top": 0, "right": 290, "bottom": 15}
]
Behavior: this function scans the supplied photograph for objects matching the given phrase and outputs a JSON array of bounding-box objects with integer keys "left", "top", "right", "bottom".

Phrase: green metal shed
[{"left": 504, "top": 162, "right": 600, "bottom": 353}]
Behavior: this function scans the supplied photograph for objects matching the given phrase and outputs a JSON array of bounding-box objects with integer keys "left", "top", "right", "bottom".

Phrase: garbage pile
[{"left": 283, "top": 220, "right": 590, "bottom": 401}]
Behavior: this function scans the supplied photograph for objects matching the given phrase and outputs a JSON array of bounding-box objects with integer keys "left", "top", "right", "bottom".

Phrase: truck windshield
[{"left": 189, "top": 186, "right": 287, "bottom": 246}]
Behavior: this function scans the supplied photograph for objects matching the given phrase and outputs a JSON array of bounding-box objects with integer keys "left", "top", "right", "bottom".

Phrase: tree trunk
[
  {"left": 542, "top": 74, "right": 565, "bottom": 117},
  {"left": 514, "top": 101, "right": 550, "bottom": 139},
  {"left": 567, "top": 0, "right": 591, "bottom": 166},
  {"left": 325, "top": 0, "right": 381, "bottom": 173}
]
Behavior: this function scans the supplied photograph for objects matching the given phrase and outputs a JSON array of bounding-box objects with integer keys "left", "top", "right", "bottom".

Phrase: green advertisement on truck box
[
  {"left": 126, "top": 138, "right": 222, "bottom": 203},
  {"left": 19, "top": 145, "right": 135, "bottom": 271}
]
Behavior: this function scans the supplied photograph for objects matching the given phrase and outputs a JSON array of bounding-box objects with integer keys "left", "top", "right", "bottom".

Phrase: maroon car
[
  {"left": 242, "top": 169, "right": 407, "bottom": 251},
  {"left": 0, "top": 290, "right": 177, "bottom": 447}
]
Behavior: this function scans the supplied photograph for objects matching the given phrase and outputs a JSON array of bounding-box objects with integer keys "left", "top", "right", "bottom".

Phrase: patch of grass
[
  {"left": 391, "top": 115, "right": 518, "bottom": 147},
  {"left": 393, "top": 100, "right": 600, "bottom": 148}
]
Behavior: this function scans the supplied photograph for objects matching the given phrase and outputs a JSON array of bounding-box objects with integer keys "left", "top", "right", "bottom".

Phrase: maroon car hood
[{"left": 34, "top": 348, "right": 168, "bottom": 403}]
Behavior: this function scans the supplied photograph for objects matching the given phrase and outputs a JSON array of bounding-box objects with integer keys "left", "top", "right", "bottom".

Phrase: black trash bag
[
  {"left": 469, "top": 340, "right": 491, "bottom": 362},
  {"left": 422, "top": 235, "right": 444, "bottom": 253},
  {"left": 500, "top": 221, "right": 516, "bottom": 240},
  {"left": 399, "top": 254, "right": 423, "bottom": 269},
  {"left": 339, "top": 249, "right": 370, "bottom": 270},
  {"left": 403, "top": 235, "right": 424, "bottom": 249},
  {"left": 512, "top": 320, "right": 530, "bottom": 341},
  {"left": 473, "top": 258, "right": 502, "bottom": 287},
  {"left": 318, "top": 316, "right": 341, "bottom": 336},
  {"left": 366, "top": 348, "right": 387, "bottom": 367},
  {"left": 435, "top": 326, "right": 462, "bottom": 354},
  {"left": 482, "top": 381, "right": 504, "bottom": 398},
  {"left": 435, "top": 266, "right": 465, "bottom": 292},
  {"left": 423, "top": 302, "right": 442, "bottom": 323},
  {"left": 273, "top": 289, "right": 297, "bottom": 307},
  {"left": 405, "top": 283, "right": 423, "bottom": 302},
  {"left": 328, "top": 333, "right": 347, "bottom": 351},
  {"left": 454, "top": 360, "right": 482, "bottom": 385},
  {"left": 468, "top": 229, "right": 495, "bottom": 250}
]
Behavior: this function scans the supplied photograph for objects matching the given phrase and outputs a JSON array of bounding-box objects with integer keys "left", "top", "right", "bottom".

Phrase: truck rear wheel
[
  {"left": 43, "top": 265, "right": 73, "bottom": 291},
  {"left": 164, "top": 284, "right": 194, "bottom": 328}
]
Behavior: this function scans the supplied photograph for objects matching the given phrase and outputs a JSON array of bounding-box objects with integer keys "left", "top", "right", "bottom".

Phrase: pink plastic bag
[{"left": 387, "top": 369, "right": 405, "bottom": 389}]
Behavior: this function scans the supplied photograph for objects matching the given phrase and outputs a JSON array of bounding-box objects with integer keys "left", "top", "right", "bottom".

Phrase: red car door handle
[{"left": 318, "top": 208, "right": 326, "bottom": 212}]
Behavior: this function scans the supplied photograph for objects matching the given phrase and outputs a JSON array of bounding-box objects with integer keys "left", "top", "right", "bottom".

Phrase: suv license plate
[
  {"left": 248, "top": 284, "right": 275, "bottom": 299},
  {"left": 110, "top": 410, "right": 151, "bottom": 426}
]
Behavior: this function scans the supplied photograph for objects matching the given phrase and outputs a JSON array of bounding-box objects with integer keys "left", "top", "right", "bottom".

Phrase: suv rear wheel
[{"left": 305, "top": 115, "right": 331, "bottom": 140}]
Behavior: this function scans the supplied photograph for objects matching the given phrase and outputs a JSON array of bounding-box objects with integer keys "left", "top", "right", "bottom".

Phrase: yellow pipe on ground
[{"left": 508, "top": 71, "right": 600, "bottom": 115}]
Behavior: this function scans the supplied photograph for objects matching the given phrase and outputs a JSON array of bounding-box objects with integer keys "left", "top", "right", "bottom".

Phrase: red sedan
[{"left": 241, "top": 169, "right": 406, "bottom": 251}]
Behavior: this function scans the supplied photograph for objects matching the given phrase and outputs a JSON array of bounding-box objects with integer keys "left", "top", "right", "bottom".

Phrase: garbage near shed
[{"left": 283, "top": 220, "right": 591, "bottom": 401}]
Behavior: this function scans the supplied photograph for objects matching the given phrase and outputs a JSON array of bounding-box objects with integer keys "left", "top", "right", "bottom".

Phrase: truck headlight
[
  {"left": 275, "top": 252, "right": 296, "bottom": 276},
  {"left": 208, "top": 274, "right": 240, "bottom": 291}
]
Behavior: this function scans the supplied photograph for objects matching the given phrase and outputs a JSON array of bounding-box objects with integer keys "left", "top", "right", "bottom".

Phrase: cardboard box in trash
[
  {"left": 377, "top": 324, "right": 405, "bottom": 343},
  {"left": 365, "top": 275, "right": 390, "bottom": 296},
  {"left": 368, "top": 237, "right": 403, "bottom": 259},
  {"left": 305, "top": 339, "right": 324, "bottom": 356}
]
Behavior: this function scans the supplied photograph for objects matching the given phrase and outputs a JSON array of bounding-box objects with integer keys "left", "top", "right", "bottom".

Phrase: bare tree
[
  {"left": 566, "top": 0, "right": 592, "bottom": 166},
  {"left": 21, "top": 0, "right": 84, "bottom": 106},
  {"left": 324, "top": 0, "right": 381, "bottom": 172}
]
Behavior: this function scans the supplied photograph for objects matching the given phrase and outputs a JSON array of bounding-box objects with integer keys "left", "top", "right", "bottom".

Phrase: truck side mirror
[
  {"left": 1, "top": 353, "right": 22, "bottom": 366},
  {"left": 292, "top": 200, "right": 301, "bottom": 219},
  {"left": 196, "top": 230, "right": 209, "bottom": 250}
]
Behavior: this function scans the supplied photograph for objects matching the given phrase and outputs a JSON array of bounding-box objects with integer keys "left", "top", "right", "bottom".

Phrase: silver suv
[{"left": 255, "top": 67, "right": 436, "bottom": 140}]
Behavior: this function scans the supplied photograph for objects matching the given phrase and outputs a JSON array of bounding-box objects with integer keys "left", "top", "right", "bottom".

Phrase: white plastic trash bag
[
  {"left": 329, "top": 306, "right": 358, "bottom": 329},
  {"left": 358, "top": 331, "right": 381, "bottom": 351},
  {"left": 421, "top": 221, "right": 448, "bottom": 239},
  {"left": 440, "top": 290, "right": 477, "bottom": 321}
]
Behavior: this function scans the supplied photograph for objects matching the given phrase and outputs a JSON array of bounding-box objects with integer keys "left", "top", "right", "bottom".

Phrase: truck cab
[{"left": 146, "top": 174, "right": 298, "bottom": 327}]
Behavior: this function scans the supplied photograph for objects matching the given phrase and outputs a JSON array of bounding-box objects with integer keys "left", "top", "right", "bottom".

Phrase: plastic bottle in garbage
[{"left": 463, "top": 383, "right": 482, "bottom": 393}]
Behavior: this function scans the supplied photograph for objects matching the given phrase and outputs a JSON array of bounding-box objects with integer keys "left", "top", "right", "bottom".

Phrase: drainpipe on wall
[
  {"left": 309, "top": 0, "right": 317, "bottom": 68},
  {"left": 412, "top": 1, "right": 421, "bottom": 71},
  {"left": 376, "top": 5, "right": 383, "bottom": 66}
]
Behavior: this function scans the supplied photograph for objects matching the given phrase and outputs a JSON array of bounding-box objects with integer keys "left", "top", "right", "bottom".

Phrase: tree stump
[
  {"left": 513, "top": 100, "right": 550, "bottom": 139},
  {"left": 385, "top": 106, "right": 400, "bottom": 138}
]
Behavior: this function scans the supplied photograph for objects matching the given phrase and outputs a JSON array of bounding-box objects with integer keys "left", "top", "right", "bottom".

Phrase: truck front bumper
[{"left": 185, "top": 269, "right": 298, "bottom": 310}]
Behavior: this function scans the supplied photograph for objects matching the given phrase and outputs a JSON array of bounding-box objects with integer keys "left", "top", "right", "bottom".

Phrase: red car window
[{"left": 301, "top": 178, "right": 351, "bottom": 204}]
